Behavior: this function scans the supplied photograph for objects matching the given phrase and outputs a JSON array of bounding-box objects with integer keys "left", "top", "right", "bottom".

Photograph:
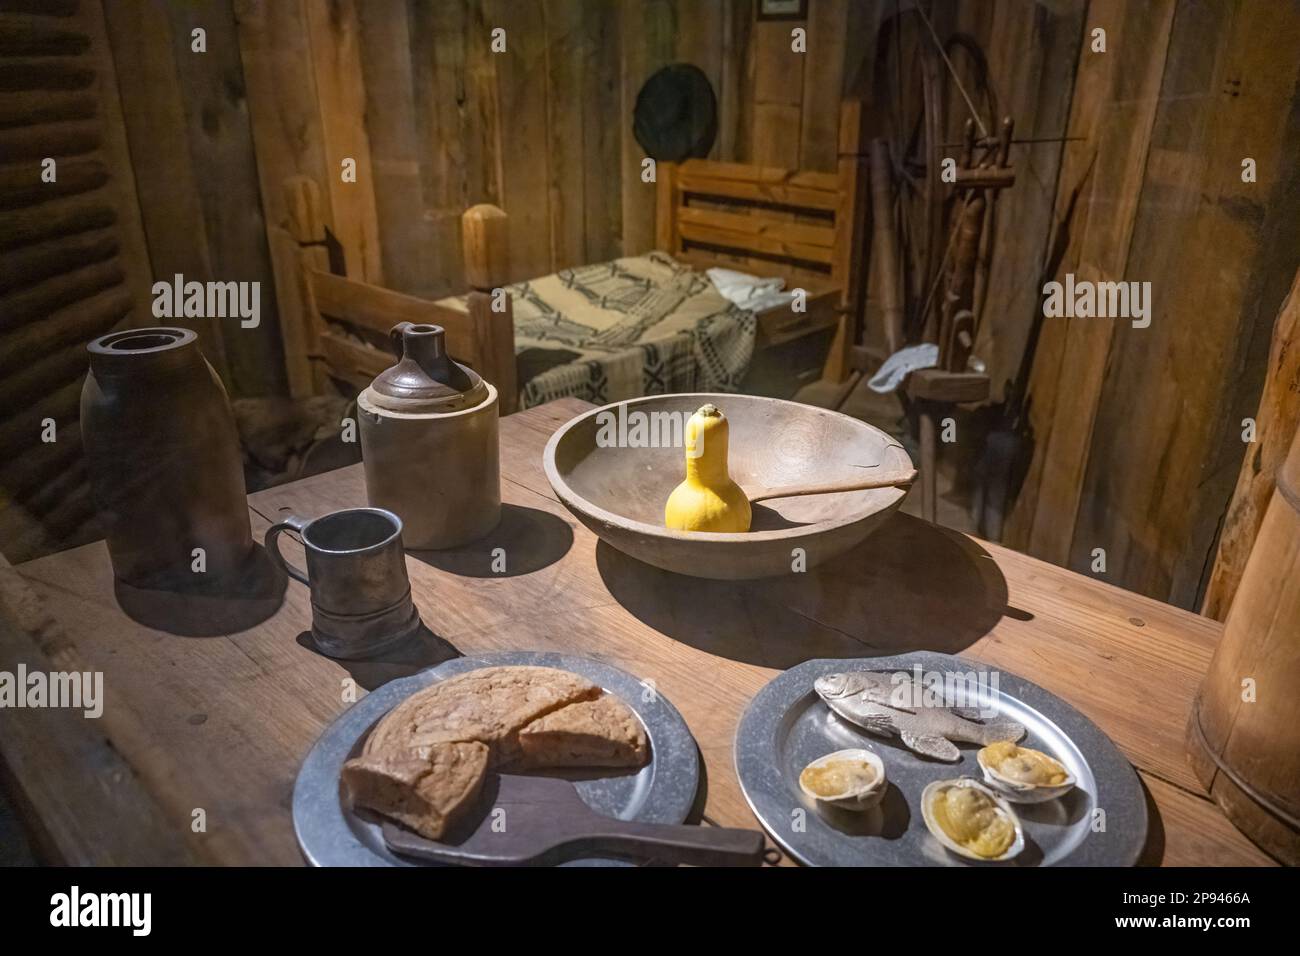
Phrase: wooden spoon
[{"left": 744, "top": 468, "right": 918, "bottom": 504}]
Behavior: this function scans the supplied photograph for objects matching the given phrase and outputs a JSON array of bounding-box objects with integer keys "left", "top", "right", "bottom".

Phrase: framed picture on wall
[{"left": 756, "top": 0, "right": 808, "bottom": 21}]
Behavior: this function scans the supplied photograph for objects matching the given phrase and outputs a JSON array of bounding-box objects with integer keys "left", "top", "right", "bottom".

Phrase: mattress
[{"left": 438, "top": 252, "right": 757, "bottom": 409}]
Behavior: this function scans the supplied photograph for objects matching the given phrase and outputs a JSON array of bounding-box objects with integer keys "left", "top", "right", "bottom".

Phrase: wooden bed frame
[
  {"left": 279, "top": 100, "right": 867, "bottom": 411},
  {"left": 655, "top": 100, "right": 869, "bottom": 378},
  {"left": 282, "top": 177, "right": 518, "bottom": 414}
]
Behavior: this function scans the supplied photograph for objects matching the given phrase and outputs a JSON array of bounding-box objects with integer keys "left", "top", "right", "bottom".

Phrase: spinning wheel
[
  {"left": 863, "top": 3, "right": 1014, "bottom": 522},
  {"left": 872, "top": 3, "right": 1001, "bottom": 346}
]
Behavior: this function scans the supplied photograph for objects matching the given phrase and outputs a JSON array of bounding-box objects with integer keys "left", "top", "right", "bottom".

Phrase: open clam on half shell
[
  {"left": 798, "top": 748, "right": 886, "bottom": 811},
  {"left": 921, "top": 777, "right": 1025, "bottom": 862},
  {"left": 977, "top": 741, "right": 1076, "bottom": 804}
]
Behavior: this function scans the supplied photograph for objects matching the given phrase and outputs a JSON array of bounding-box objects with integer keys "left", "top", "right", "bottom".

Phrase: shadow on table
[
  {"left": 596, "top": 513, "right": 1017, "bottom": 669},
  {"left": 296, "top": 623, "right": 461, "bottom": 691},
  {"left": 114, "top": 544, "right": 287, "bottom": 637},
  {"left": 1137, "top": 775, "right": 1167, "bottom": 866},
  {"left": 406, "top": 504, "right": 573, "bottom": 578}
]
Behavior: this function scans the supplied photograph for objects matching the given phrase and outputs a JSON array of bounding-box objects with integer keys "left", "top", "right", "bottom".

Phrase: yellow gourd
[{"left": 664, "top": 403, "right": 752, "bottom": 533}]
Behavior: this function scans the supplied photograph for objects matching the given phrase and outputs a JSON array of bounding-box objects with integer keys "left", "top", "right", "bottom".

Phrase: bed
[
  {"left": 280, "top": 101, "right": 867, "bottom": 413},
  {"left": 437, "top": 250, "right": 758, "bottom": 409}
]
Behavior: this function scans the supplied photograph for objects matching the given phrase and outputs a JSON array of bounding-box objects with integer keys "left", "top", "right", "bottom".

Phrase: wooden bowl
[{"left": 543, "top": 393, "right": 912, "bottom": 580}]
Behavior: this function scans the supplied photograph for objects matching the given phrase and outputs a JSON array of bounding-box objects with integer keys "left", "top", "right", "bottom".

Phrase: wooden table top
[{"left": 0, "top": 398, "right": 1273, "bottom": 866}]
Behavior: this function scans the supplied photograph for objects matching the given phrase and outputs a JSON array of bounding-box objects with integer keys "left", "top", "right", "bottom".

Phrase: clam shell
[
  {"left": 798, "top": 748, "right": 886, "bottom": 812},
  {"left": 921, "top": 777, "right": 1025, "bottom": 862},
  {"left": 976, "top": 744, "right": 1076, "bottom": 804}
]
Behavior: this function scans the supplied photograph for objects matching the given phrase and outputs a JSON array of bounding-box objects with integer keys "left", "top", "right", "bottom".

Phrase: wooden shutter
[{"left": 0, "top": 0, "right": 153, "bottom": 563}]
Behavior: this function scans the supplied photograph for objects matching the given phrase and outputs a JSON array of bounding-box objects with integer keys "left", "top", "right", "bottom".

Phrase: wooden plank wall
[
  {"left": 950, "top": 0, "right": 1087, "bottom": 405},
  {"left": 214, "top": 0, "right": 1082, "bottom": 405},
  {"left": 346, "top": 0, "right": 900, "bottom": 294},
  {"left": 1004, "top": 0, "right": 1300, "bottom": 611},
  {"left": 102, "top": 0, "right": 285, "bottom": 397},
  {"left": 216, "top": 0, "right": 1087, "bottom": 415},
  {"left": 0, "top": 0, "right": 155, "bottom": 563}
]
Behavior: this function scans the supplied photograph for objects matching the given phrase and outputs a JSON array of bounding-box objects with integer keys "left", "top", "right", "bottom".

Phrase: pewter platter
[
  {"left": 735, "top": 652, "right": 1147, "bottom": 866},
  {"left": 294, "top": 651, "right": 700, "bottom": 866}
]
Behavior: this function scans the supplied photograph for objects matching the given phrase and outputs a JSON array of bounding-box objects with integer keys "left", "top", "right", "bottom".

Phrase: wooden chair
[{"left": 281, "top": 177, "right": 517, "bottom": 414}]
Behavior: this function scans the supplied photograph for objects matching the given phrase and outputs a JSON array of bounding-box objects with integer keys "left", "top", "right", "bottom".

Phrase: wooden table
[{"left": 0, "top": 399, "right": 1274, "bottom": 866}]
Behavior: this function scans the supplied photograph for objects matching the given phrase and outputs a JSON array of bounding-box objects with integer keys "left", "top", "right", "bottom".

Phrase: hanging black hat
[{"left": 633, "top": 63, "right": 718, "bottom": 162}]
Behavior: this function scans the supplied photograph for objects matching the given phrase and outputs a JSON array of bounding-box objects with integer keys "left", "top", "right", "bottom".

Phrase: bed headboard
[{"left": 655, "top": 100, "right": 868, "bottom": 308}]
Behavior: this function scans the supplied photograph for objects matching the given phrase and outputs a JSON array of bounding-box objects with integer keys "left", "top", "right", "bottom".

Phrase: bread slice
[
  {"left": 362, "top": 665, "right": 602, "bottom": 766},
  {"left": 342, "top": 740, "right": 490, "bottom": 841},
  {"left": 346, "top": 667, "right": 652, "bottom": 842},
  {"left": 512, "top": 694, "right": 649, "bottom": 770}
]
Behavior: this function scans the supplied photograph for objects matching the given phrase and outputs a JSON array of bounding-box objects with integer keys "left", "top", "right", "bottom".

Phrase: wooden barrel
[{"left": 1188, "top": 422, "right": 1300, "bottom": 863}]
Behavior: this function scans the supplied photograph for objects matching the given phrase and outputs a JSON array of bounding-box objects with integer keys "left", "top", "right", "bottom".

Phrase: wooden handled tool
[
  {"left": 382, "top": 773, "right": 767, "bottom": 867},
  {"left": 745, "top": 468, "right": 918, "bottom": 504}
]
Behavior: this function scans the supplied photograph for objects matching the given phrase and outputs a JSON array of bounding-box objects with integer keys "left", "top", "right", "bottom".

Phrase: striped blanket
[{"left": 439, "top": 252, "right": 756, "bottom": 409}]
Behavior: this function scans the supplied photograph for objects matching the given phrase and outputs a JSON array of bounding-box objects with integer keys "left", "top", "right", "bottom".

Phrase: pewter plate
[
  {"left": 294, "top": 651, "right": 700, "bottom": 866},
  {"left": 735, "top": 652, "right": 1147, "bottom": 866}
]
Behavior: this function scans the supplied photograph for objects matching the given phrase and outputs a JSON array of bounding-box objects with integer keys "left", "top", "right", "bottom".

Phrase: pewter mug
[{"left": 265, "top": 507, "right": 421, "bottom": 659}]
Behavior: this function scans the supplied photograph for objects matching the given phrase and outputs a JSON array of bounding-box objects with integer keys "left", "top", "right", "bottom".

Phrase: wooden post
[
  {"left": 821, "top": 99, "right": 870, "bottom": 384},
  {"left": 462, "top": 204, "right": 517, "bottom": 415},
  {"left": 654, "top": 160, "right": 679, "bottom": 256},
  {"left": 905, "top": 369, "right": 990, "bottom": 526},
  {"left": 302, "top": 0, "right": 383, "bottom": 286},
  {"left": 1188, "top": 418, "right": 1300, "bottom": 863},
  {"left": 282, "top": 176, "right": 329, "bottom": 396},
  {"left": 918, "top": 405, "right": 937, "bottom": 524},
  {"left": 868, "top": 138, "right": 904, "bottom": 355}
]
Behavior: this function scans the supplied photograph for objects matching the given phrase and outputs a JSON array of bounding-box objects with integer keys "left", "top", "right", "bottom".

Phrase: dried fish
[{"left": 814, "top": 670, "right": 1025, "bottom": 761}]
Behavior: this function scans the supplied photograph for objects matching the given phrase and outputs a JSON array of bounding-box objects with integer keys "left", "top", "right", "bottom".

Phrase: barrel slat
[{"left": 1190, "top": 422, "right": 1300, "bottom": 863}]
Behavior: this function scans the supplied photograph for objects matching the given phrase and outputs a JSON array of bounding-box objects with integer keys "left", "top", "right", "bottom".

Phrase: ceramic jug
[
  {"left": 80, "top": 327, "right": 281, "bottom": 637},
  {"left": 358, "top": 322, "right": 501, "bottom": 549}
]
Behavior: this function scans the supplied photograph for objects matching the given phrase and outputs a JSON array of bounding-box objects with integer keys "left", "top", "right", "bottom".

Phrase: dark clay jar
[{"left": 81, "top": 327, "right": 255, "bottom": 595}]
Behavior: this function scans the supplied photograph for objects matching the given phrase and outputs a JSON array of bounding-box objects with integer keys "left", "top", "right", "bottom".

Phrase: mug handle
[
  {"left": 264, "top": 514, "right": 310, "bottom": 586},
  {"left": 389, "top": 320, "right": 414, "bottom": 356}
]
